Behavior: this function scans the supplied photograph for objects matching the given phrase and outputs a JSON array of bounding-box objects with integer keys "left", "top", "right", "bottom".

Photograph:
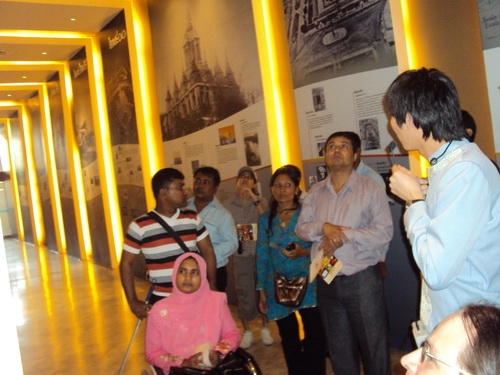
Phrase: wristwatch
[{"left": 406, "top": 199, "right": 424, "bottom": 209}]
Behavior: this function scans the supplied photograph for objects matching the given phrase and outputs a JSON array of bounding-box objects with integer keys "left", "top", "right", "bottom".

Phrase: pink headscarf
[
  {"left": 146, "top": 252, "right": 238, "bottom": 363},
  {"left": 164, "top": 252, "right": 211, "bottom": 320}
]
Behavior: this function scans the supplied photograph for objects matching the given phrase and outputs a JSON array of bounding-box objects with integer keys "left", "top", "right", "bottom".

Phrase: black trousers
[
  {"left": 216, "top": 266, "right": 228, "bottom": 292},
  {"left": 318, "top": 265, "right": 391, "bottom": 375},
  {"left": 276, "top": 307, "right": 326, "bottom": 375}
]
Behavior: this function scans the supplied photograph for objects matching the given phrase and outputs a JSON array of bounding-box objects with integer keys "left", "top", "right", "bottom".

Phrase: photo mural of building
[
  {"left": 284, "top": 0, "right": 397, "bottom": 87},
  {"left": 149, "top": 0, "right": 267, "bottom": 179},
  {"left": 160, "top": 18, "right": 248, "bottom": 141}
]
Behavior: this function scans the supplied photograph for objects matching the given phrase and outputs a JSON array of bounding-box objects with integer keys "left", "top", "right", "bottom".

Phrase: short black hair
[
  {"left": 385, "top": 67, "right": 466, "bottom": 142},
  {"left": 462, "top": 110, "right": 477, "bottom": 142},
  {"left": 152, "top": 168, "right": 184, "bottom": 198},
  {"left": 324, "top": 131, "right": 361, "bottom": 152},
  {"left": 194, "top": 166, "right": 221, "bottom": 186}
]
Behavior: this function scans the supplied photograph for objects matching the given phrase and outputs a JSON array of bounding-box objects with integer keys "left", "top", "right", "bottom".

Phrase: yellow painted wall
[{"left": 398, "top": 0, "right": 494, "bottom": 160}]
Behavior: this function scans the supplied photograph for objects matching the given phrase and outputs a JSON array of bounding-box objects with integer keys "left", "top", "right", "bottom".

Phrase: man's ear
[{"left": 405, "top": 113, "right": 415, "bottom": 129}]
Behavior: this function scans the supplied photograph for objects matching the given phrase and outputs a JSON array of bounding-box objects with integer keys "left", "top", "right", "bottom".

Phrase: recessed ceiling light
[
  {"left": 7, "top": 94, "right": 12, "bottom": 97},
  {"left": 22, "top": 76, "right": 27, "bottom": 79},
  {"left": 70, "top": 18, "right": 76, "bottom": 21},
  {"left": 42, "top": 52, "right": 47, "bottom": 55}
]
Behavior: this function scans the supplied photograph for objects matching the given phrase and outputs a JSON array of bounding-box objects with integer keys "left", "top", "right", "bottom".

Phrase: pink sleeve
[
  {"left": 145, "top": 309, "right": 184, "bottom": 372},
  {"left": 213, "top": 296, "right": 240, "bottom": 355}
]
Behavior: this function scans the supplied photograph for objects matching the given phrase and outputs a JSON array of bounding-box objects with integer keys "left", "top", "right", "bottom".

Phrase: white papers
[{"left": 194, "top": 342, "right": 211, "bottom": 367}]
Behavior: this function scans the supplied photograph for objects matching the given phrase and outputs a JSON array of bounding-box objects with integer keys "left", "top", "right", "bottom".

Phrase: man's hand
[
  {"left": 389, "top": 164, "right": 425, "bottom": 202},
  {"left": 419, "top": 177, "right": 429, "bottom": 197},
  {"left": 198, "top": 236, "right": 217, "bottom": 290},
  {"left": 119, "top": 251, "right": 148, "bottom": 318},
  {"left": 319, "top": 223, "right": 350, "bottom": 257},
  {"left": 130, "top": 298, "right": 151, "bottom": 319}
]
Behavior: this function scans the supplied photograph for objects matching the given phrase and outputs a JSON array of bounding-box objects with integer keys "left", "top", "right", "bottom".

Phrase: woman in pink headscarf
[{"left": 145, "top": 252, "right": 240, "bottom": 373}]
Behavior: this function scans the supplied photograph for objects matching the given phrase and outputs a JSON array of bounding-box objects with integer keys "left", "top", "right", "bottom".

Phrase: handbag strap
[{"left": 148, "top": 211, "right": 191, "bottom": 253}]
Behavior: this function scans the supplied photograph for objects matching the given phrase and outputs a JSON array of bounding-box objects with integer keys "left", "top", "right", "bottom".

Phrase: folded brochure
[{"left": 309, "top": 250, "right": 343, "bottom": 284}]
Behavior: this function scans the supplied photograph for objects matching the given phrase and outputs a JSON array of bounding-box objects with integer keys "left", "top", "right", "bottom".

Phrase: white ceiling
[{"left": 0, "top": 0, "right": 124, "bottom": 117}]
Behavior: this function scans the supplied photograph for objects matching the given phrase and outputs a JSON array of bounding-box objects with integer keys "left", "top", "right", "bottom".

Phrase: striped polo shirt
[{"left": 123, "top": 208, "right": 208, "bottom": 297}]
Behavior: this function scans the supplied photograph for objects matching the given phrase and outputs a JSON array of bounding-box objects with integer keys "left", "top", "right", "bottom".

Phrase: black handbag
[{"left": 167, "top": 348, "right": 262, "bottom": 375}]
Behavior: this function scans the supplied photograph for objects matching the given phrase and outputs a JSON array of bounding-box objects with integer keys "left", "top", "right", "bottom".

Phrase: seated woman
[
  {"left": 256, "top": 165, "right": 326, "bottom": 375},
  {"left": 145, "top": 252, "right": 240, "bottom": 374}
]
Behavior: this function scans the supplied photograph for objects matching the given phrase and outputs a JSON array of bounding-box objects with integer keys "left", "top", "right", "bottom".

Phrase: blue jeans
[
  {"left": 317, "top": 265, "right": 390, "bottom": 375},
  {"left": 276, "top": 307, "right": 326, "bottom": 375}
]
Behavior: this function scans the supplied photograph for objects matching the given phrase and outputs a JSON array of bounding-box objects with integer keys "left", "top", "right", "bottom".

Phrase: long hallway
[
  {"left": 6, "top": 238, "right": 293, "bottom": 374},
  {"left": 5, "top": 238, "right": 406, "bottom": 374}
]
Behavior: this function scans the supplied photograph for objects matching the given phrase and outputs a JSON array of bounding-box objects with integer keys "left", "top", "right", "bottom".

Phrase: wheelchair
[{"left": 150, "top": 348, "right": 263, "bottom": 375}]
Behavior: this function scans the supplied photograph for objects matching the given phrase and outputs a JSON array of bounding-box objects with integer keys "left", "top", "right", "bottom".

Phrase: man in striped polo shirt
[{"left": 120, "top": 168, "right": 217, "bottom": 319}]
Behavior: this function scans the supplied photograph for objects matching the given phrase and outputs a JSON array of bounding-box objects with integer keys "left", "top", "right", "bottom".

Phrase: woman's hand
[
  {"left": 242, "top": 186, "right": 263, "bottom": 203},
  {"left": 208, "top": 350, "right": 223, "bottom": 367},
  {"left": 258, "top": 290, "right": 268, "bottom": 314},
  {"left": 182, "top": 352, "right": 209, "bottom": 369},
  {"left": 240, "top": 186, "right": 256, "bottom": 199},
  {"left": 181, "top": 350, "right": 215, "bottom": 370},
  {"left": 280, "top": 242, "right": 308, "bottom": 260}
]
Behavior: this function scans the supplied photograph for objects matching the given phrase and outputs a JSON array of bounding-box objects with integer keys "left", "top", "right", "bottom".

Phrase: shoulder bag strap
[{"left": 147, "top": 211, "right": 191, "bottom": 253}]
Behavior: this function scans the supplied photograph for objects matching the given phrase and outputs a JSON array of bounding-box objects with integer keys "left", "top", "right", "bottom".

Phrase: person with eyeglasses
[
  {"left": 224, "top": 166, "right": 274, "bottom": 349},
  {"left": 186, "top": 166, "right": 238, "bottom": 292},
  {"left": 296, "top": 131, "right": 393, "bottom": 375},
  {"left": 120, "top": 168, "right": 217, "bottom": 318},
  {"left": 401, "top": 303, "right": 500, "bottom": 375}
]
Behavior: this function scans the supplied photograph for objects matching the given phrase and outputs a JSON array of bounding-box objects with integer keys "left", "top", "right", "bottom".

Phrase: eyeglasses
[
  {"left": 420, "top": 342, "right": 471, "bottom": 375},
  {"left": 194, "top": 178, "right": 213, "bottom": 186},
  {"left": 238, "top": 173, "right": 254, "bottom": 180}
]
